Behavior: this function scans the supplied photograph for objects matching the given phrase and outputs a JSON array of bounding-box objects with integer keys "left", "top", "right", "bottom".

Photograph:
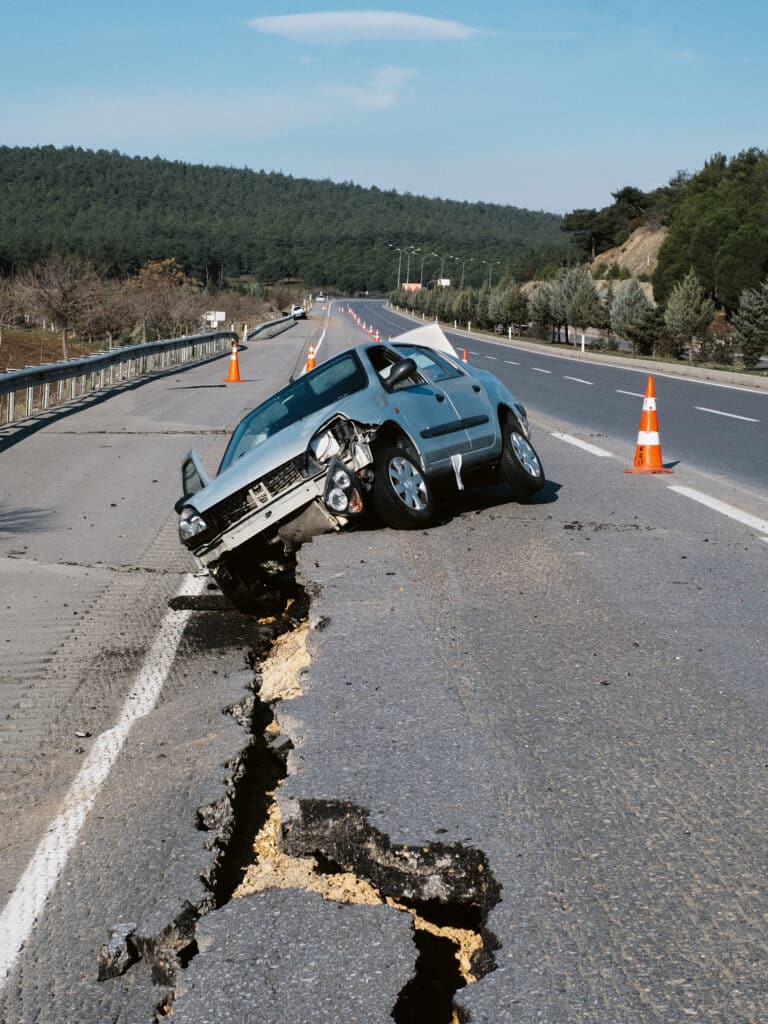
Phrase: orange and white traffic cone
[
  {"left": 623, "top": 375, "right": 673, "bottom": 474},
  {"left": 368, "top": 325, "right": 374, "bottom": 336},
  {"left": 374, "top": 329, "right": 380, "bottom": 343},
  {"left": 225, "top": 340, "right": 242, "bottom": 382},
  {"left": 304, "top": 344, "right": 316, "bottom": 372},
  {"left": 461, "top": 349, "right": 468, "bottom": 363}
]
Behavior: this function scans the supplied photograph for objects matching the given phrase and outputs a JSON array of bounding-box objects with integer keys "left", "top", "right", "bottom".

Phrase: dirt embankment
[
  {"left": 0, "top": 329, "right": 96, "bottom": 373},
  {"left": 591, "top": 226, "right": 667, "bottom": 280}
]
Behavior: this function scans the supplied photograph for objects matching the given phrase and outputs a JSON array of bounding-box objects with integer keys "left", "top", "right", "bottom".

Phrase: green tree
[
  {"left": 453, "top": 289, "right": 475, "bottom": 326},
  {"left": 529, "top": 284, "right": 555, "bottom": 340},
  {"left": 732, "top": 281, "right": 768, "bottom": 368},
  {"left": 609, "top": 280, "right": 659, "bottom": 355},
  {"left": 663, "top": 270, "right": 716, "bottom": 360},
  {"left": 497, "top": 284, "right": 529, "bottom": 327}
]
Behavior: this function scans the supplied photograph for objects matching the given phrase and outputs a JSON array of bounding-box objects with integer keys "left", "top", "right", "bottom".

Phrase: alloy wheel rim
[
  {"left": 389, "top": 456, "right": 428, "bottom": 510},
  {"left": 510, "top": 432, "right": 542, "bottom": 477}
]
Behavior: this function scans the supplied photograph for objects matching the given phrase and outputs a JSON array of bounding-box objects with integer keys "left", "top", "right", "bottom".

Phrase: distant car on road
[
  {"left": 291, "top": 304, "right": 307, "bottom": 320},
  {"left": 176, "top": 324, "right": 544, "bottom": 611}
]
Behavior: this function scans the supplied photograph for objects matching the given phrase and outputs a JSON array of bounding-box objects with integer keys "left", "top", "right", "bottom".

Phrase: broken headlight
[
  {"left": 178, "top": 505, "right": 208, "bottom": 543},
  {"left": 323, "top": 457, "right": 365, "bottom": 517},
  {"left": 309, "top": 428, "right": 341, "bottom": 463}
]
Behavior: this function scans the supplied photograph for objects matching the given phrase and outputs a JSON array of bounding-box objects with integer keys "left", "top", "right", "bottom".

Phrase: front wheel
[
  {"left": 499, "top": 417, "right": 545, "bottom": 500},
  {"left": 373, "top": 440, "right": 433, "bottom": 529}
]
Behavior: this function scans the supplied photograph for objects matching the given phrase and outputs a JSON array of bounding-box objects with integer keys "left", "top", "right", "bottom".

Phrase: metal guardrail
[{"left": 0, "top": 316, "right": 295, "bottom": 426}]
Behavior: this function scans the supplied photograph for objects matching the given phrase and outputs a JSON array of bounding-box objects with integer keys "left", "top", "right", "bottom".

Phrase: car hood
[{"left": 189, "top": 404, "right": 360, "bottom": 513}]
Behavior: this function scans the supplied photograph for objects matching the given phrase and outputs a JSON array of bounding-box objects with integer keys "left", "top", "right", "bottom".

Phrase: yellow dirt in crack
[
  {"left": 236, "top": 803, "right": 482, "bottom": 985},
  {"left": 258, "top": 622, "right": 309, "bottom": 702},
  {"left": 239, "top": 620, "right": 483, "bottom": 987}
]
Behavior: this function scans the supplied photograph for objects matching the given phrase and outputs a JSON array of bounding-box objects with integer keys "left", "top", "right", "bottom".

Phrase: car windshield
[{"left": 219, "top": 352, "right": 367, "bottom": 470}]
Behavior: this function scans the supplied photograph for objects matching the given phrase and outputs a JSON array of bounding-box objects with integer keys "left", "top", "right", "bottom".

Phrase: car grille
[{"left": 206, "top": 454, "right": 309, "bottom": 535}]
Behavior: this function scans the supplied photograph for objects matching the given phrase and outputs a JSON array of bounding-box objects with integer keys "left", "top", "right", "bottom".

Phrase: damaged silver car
[{"left": 176, "top": 324, "right": 544, "bottom": 611}]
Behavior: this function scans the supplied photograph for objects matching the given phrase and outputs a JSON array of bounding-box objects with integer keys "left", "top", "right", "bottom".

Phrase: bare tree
[
  {"left": 0, "top": 277, "right": 20, "bottom": 358},
  {"left": 17, "top": 255, "right": 102, "bottom": 359},
  {"left": 85, "top": 279, "right": 135, "bottom": 348}
]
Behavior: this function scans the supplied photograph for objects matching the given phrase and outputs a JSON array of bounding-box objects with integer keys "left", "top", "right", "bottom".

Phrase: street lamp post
[
  {"left": 420, "top": 251, "right": 438, "bottom": 286},
  {"left": 459, "top": 256, "right": 473, "bottom": 289},
  {"left": 481, "top": 259, "right": 502, "bottom": 288},
  {"left": 405, "top": 247, "right": 419, "bottom": 285},
  {"left": 388, "top": 244, "right": 404, "bottom": 289}
]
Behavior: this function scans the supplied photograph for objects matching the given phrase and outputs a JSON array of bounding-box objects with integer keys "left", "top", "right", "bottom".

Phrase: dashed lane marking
[
  {"left": 668, "top": 486, "right": 768, "bottom": 539},
  {"left": 616, "top": 389, "right": 645, "bottom": 398},
  {"left": 0, "top": 573, "right": 207, "bottom": 993},
  {"left": 484, "top": 355, "right": 498, "bottom": 360},
  {"left": 563, "top": 375, "right": 594, "bottom": 385},
  {"left": 532, "top": 367, "right": 552, "bottom": 374},
  {"left": 551, "top": 432, "right": 613, "bottom": 457},
  {"left": 695, "top": 406, "right": 760, "bottom": 423},
  {"left": 504, "top": 360, "right": 520, "bottom": 365}
]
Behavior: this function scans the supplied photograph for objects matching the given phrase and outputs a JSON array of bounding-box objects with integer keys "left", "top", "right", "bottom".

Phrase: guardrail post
[
  {"left": 8, "top": 391, "right": 15, "bottom": 423},
  {"left": 43, "top": 382, "right": 50, "bottom": 409},
  {"left": 26, "top": 386, "right": 33, "bottom": 417}
]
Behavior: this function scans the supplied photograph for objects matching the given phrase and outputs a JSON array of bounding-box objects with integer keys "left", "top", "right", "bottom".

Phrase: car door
[
  {"left": 396, "top": 346, "right": 496, "bottom": 457},
  {"left": 366, "top": 345, "right": 473, "bottom": 468}
]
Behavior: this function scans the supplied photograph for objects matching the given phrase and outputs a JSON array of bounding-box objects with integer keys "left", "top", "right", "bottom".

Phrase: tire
[
  {"left": 373, "top": 439, "right": 433, "bottom": 529},
  {"left": 499, "top": 416, "right": 545, "bottom": 500}
]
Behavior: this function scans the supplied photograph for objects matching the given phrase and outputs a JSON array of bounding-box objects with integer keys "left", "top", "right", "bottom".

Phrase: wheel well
[
  {"left": 374, "top": 420, "right": 416, "bottom": 451},
  {"left": 497, "top": 403, "right": 515, "bottom": 429}
]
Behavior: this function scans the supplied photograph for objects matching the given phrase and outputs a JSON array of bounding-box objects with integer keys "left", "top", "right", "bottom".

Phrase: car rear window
[{"left": 219, "top": 352, "right": 367, "bottom": 470}]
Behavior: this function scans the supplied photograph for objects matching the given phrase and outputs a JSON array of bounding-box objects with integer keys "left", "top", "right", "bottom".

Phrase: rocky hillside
[{"left": 590, "top": 226, "right": 667, "bottom": 280}]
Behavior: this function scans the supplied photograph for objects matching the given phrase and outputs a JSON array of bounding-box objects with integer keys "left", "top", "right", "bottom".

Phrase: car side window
[
  {"left": 366, "top": 345, "right": 421, "bottom": 390},
  {"left": 394, "top": 346, "right": 462, "bottom": 384}
]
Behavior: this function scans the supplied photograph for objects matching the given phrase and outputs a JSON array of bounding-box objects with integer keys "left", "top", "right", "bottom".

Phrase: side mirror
[
  {"left": 386, "top": 357, "right": 418, "bottom": 392},
  {"left": 180, "top": 450, "right": 211, "bottom": 499}
]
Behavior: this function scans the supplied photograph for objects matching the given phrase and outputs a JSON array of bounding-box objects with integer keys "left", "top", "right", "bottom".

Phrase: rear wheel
[
  {"left": 499, "top": 416, "right": 545, "bottom": 500},
  {"left": 373, "top": 440, "right": 433, "bottom": 529}
]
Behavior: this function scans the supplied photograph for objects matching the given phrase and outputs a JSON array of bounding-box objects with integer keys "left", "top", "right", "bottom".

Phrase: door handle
[
  {"left": 435, "top": 394, "right": 445, "bottom": 402},
  {"left": 472, "top": 385, "right": 482, "bottom": 393}
]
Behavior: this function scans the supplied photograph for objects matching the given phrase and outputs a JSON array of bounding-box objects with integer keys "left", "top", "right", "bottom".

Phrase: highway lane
[
  {"left": 344, "top": 299, "right": 768, "bottom": 496},
  {"left": 0, "top": 324, "right": 318, "bottom": 991},
  {"left": 2, "top": 303, "right": 768, "bottom": 1022}
]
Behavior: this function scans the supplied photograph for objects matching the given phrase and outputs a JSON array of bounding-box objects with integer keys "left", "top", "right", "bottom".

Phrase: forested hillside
[
  {"left": 562, "top": 148, "right": 768, "bottom": 313},
  {"left": 0, "top": 146, "right": 567, "bottom": 291}
]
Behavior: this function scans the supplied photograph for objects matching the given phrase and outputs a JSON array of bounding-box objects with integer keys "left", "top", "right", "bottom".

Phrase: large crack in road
[{"left": 96, "top": 578, "right": 501, "bottom": 1023}]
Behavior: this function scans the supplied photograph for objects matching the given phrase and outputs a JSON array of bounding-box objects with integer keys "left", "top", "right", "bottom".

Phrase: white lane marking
[
  {"left": 563, "top": 375, "right": 594, "bottom": 385},
  {"left": 0, "top": 573, "right": 206, "bottom": 992},
  {"left": 668, "top": 486, "right": 768, "bottom": 538},
  {"left": 532, "top": 367, "right": 552, "bottom": 374},
  {"left": 695, "top": 406, "right": 759, "bottom": 423},
  {"left": 616, "top": 389, "right": 645, "bottom": 398},
  {"left": 485, "top": 355, "right": 498, "bottom": 360},
  {"left": 314, "top": 328, "right": 327, "bottom": 356},
  {"left": 468, "top": 350, "right": 480, "bottom": 355},
  {"left": 504, "top": 360, "right": 520, "bottom": 365},
  {"left": 438, "top": 329, "right": 768, "bottom": 397},
  {"left": 551, "top": 431, "right": 613, "bottom": 457}
]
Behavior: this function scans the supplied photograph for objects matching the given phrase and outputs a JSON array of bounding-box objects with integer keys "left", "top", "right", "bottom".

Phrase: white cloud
[
  {"left": 249, "top": 11, "right": 479, "bottom": 43},
  {"left": 323, "top": 66, "right": 416, "bottom": 111}
]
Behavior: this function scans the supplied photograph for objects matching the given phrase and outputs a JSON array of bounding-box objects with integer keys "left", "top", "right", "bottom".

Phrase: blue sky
[{"left": 1, "top": 2, "right": 767, "bottom": 212}]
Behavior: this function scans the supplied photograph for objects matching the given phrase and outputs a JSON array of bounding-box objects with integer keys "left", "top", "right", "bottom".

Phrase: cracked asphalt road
[{"left": 2, "top": 306, "right": 767, "bottom": 1022}]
